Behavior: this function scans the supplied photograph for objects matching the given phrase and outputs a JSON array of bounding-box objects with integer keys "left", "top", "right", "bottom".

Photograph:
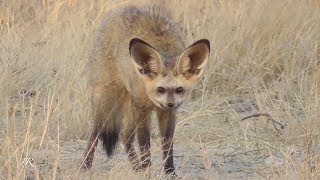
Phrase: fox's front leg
[
  {"left": 82, "top": 123, "right": 100, "bottom": 170},
  {"left": 156, "top": 108, "right": 176, "bottom": 174},
  {"left": 122, "top": 96, "right": 140, "bottom": 170},
  {"left": 122, "top": 125, "right": 139, "bottom": 169},
  {"left": 136, "top": 113, "right": 151, "bottom": 169}
]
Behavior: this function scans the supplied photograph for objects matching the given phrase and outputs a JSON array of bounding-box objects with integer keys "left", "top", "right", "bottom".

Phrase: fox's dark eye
[
  {"left": 176, "top": 87, "right": 184, "bottom": 94},
  {"left": 157, "top": 87, "right": 166, "bottom": 94}
]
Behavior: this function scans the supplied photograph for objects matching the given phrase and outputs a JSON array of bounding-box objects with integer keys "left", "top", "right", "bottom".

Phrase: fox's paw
[{"left": 80, "top": 160, "right": 92, "bottom": 172}]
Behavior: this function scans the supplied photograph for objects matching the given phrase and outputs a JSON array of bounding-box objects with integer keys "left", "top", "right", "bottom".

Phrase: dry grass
[{"left": 1, "top": 0, "right": 320, "bottom": 179}]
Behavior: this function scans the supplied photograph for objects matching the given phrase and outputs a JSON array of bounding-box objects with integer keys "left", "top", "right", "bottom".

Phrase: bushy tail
[{"left": 100, "top": 129, "right": 120, "bottom": 156}]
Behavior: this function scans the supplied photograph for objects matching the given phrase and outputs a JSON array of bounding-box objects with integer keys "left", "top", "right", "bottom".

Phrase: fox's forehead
[
  {"left": 160, "top": 55, "right": 180, "bottom": 73},
  {"left": 155, "top": 73, "right": 184, "bottom": 88}
]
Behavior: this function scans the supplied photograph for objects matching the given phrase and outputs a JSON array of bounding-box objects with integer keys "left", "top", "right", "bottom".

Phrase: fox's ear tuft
[
  {"left": 129, "top": 38, "right": 163, "bottom": 78},
  {"left": 177, "top": 39, "right": 210, "bottom": 79}
]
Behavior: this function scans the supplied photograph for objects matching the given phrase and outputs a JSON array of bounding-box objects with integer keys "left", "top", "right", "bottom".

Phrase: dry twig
[{"left": 241, "top": 113, "right": 285, "bottom": 134}]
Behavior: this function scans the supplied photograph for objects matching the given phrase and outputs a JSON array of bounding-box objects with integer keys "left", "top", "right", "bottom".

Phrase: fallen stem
[{"left": 241, "top": 113, "right": 285, "bottom": 133}]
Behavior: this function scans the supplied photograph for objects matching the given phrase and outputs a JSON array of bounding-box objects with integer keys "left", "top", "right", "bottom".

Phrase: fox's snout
[
  {"left": 167, "top": 102, "right": 174, "bottom": 108},
  {"left": 160, "top": 102, "right": 179, "bottom": 110}
]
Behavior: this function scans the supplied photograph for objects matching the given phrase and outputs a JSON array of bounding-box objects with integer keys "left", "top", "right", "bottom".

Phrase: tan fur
[{"left": 82, "top": 6, "right": 210, "bottom": 174}]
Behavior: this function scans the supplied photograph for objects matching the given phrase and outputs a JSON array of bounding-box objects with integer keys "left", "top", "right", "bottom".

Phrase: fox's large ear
[
  {"left": 129, "top": 38, "right": 163, "bottom": 78},
  {"left": 176, "top": 39, "right": 210, "bottom": 79}
]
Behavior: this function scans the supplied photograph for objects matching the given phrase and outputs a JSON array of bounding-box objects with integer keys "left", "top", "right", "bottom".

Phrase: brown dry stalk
[{"left": 241, "top": 113, "right": 285, "bottom": 134}]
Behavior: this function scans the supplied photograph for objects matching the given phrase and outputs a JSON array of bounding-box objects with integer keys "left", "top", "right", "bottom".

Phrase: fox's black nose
[{"left": 167, "top": 102, "right": 174, "bottom": 108}]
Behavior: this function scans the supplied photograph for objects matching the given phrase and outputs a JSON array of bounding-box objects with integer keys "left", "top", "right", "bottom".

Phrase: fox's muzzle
[{"left": 160, "top": 102, "right": 182, "bottom": 110}]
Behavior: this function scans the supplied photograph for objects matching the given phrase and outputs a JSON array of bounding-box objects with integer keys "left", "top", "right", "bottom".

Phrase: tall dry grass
[{"left": 1, "top": 0, "right": 320, "bottom": 179}]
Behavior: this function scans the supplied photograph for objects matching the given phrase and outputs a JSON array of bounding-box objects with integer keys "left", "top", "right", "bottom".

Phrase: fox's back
[{"left": 88, "top": 6, "right": 186, "bottom": 95}]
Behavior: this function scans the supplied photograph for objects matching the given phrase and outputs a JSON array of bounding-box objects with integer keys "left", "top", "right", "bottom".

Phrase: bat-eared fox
[{"left": 82, "top": 5, "right": 210, "bottom": 175}]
